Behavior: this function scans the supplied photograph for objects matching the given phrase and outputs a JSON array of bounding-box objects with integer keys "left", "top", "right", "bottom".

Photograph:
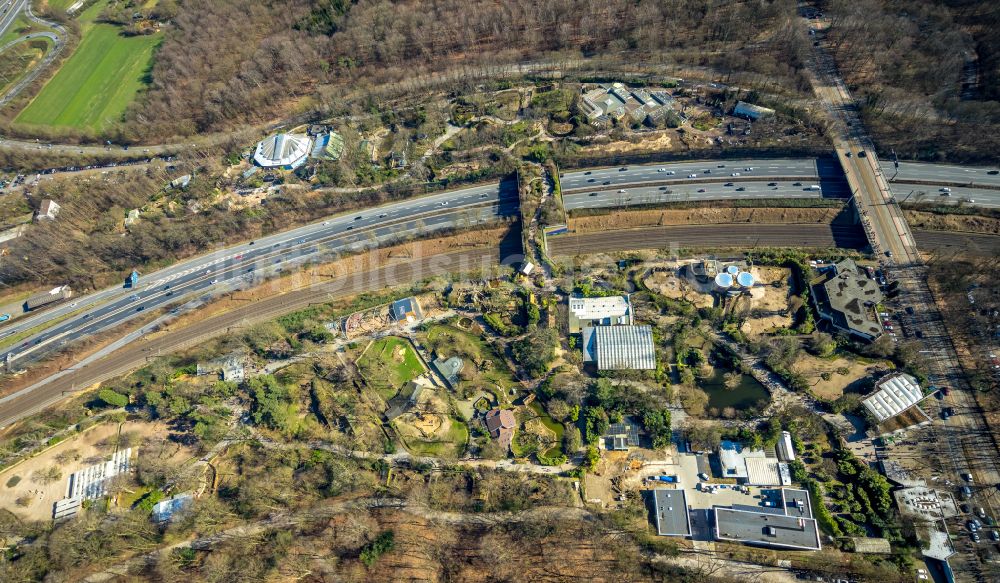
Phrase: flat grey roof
[
  {"left": 650, "top": 489, "right": 691, "bottom": 537},
  {"left": 714, "top": 507, "right": 821, "bottom": 550},
  {"left": 781, "top": 488, "right": 813, "bottom": 520}
]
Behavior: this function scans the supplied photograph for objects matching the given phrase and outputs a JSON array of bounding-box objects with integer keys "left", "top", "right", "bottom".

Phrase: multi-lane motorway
[
  {"left": 0, "top": 183, "right": 515, "bottom": 368},
  {"left": 3, "top": 156, "right": 998, "bottom": 369},
  {"left": 889, "top": 161, "right": 1000, "bottom": 187},
  {"left": 563, "top": 181, "right": 836, "bottom": 210},
  {"left": 560, "top": 158, "right": 823, "bottom": 191},
  {"left": 2, "top": 154, "right": 1000, "bottom": 428}
]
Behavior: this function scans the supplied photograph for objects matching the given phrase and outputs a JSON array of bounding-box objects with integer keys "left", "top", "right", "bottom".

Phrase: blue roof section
[{"left": 151, "top": 494, "right": 193, "bottom": 523}]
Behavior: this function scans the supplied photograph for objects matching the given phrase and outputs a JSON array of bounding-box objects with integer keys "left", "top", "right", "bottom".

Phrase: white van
[{"left": 807, "top": 184, "right": 821, "bottom": 191}]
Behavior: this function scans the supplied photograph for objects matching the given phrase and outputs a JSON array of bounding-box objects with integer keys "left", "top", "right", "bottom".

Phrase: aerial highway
[
  {"left": 563, "top": 180, "right": 841, "bottom": 210},
  {"left": 0, "top": 248, "right": 502, "bottom": 428},
  {"left": 889, "top": 161, "right": 1000, "bottom": 187},
  {"left": 891, "top": 184, "right": 1000, "bottom": 208},
  {"left": 4, "top": 155, "right": 997, "bottom": 366},
  {"left": 0, "top": 183, "right": 517, "bottom": 368},
  {"left": 560, "top": 158, "right": 821, "bottom": 191},
  {"left": 0, "top": 0, "right": 26, "bottom": 41}
]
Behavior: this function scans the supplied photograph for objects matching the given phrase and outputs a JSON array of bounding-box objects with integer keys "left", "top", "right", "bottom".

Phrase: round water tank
[
  {"left": 714, "top": 273, "right": 733, "bottom": 290},
  {"left": 737, "top": 272, "right": 755, "bottom": 288},
  {"left": 726, "top": 265, "right": 740, "bottom": 275}
]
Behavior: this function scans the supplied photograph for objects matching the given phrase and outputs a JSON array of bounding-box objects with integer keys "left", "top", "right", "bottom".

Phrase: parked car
[{"left": 0, "top": 313, "right": 9, "bottom": 323}]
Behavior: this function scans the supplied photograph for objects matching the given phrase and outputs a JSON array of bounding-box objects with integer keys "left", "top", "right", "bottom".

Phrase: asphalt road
[
  {"left": 894, "top": 184, "right": 1000, "bottom": 208},
  {"left": 560, "top": 158, "right": 821, "bottom": 191},
  {"left": 889, "top": 161, "right": 1000, "bottom": 187},
  {"left": 563, "top": 180, "right": 840, "bottom": 210},
  {"left": 0, "top": 0, "right": 26, "bottom": 41},
  {"left": 0, "top": 183, "right": 517, "bottom": 367},
  {"left": 0, "top": 248, "right": 502, "bottom": 428}
]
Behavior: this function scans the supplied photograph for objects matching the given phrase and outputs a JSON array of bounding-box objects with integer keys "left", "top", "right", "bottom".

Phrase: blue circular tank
[
  {"left": 737, "top": 272, "right": 755, "bottom": 287},
  {"left": 726, "top": 265, "right": 740, "bottom": 275}
]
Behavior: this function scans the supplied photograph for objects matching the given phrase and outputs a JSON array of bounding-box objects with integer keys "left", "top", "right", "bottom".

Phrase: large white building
[
  {"left": 582, "top": 324, "right": 656, "bottom": 370},
  {"left": 862, "top": 373, "right": 925, "bottom": 422},
  {"left": 568, "top": 294, "right": 633, "bottom": 333},
  {"left": 253, "top": 132, "right": 313, "bottom": 169}
]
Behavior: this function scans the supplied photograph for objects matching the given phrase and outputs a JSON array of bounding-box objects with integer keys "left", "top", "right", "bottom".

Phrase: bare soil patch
[
  {"left": 0, "top": 419, "right": 192, "bottom": 521},
  {"left": 904, "top": 210, "right": 1000, "bottom": 235},
  {"left": 578, "top": 131, "right": 676, "bottom": 155},
  {"left": 740, "top": 266, "right": 793, "bottom": 336},
  {"left": 569, "top": 207, "right": 841, "bottom": 233},
  {"left": 791, "top": 353, "right": 878, "bottom": 401}
]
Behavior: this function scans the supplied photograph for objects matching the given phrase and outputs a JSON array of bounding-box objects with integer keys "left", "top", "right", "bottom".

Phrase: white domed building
[{"left": 253, "top": 132, "right": 313, "bottom": 169}]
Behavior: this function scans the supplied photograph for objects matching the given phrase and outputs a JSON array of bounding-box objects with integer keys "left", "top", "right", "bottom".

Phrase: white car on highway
[
  {"left": 688, "top": 174, "right": 697, "bottom": 178},
  {"left": 657, "top": 169, "right": 675, "bottom": 175}
]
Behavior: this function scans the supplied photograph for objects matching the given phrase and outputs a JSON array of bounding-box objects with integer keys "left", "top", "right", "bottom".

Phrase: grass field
[
  {"left": 356, "top": 336, "right": 425, "bottom": 396},
  {"left": 14, "top": 24, "right": 160, "bottom": 131},
  {"left": 399, "top": 417, "right": 468, "bottom": 457},
  {"left": 422, "top": 324, "right": 518, "bottom": 399}
]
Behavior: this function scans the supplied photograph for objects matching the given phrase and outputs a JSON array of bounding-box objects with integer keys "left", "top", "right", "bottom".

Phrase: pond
[{"left": 697, "top": 368, "right": 771, "bottom": 412}]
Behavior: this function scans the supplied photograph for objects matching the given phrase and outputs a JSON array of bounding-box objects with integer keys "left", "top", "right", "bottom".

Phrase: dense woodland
[
  {"left": 824, "top": 0, "right": 1000, "bottom": 162},
  {"left": 116, "top": 0, "right": 809, "bottom": 141}
]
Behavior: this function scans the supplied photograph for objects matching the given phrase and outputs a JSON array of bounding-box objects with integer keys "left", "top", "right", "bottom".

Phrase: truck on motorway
[
  {"left": 23, "top": 285, "right": 72, "bottom": 311},
  {"left": 125, "top": 270, "right": 139, "bottom": 288},
  {"left": 807, "top": 184, "right": 821, "bottom": 191}
]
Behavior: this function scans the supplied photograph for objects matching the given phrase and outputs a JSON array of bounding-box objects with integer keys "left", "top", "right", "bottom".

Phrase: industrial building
[
  {"left": 810, "top": 259, "right": 883, "bottom": 340},
  {"left": 862, "top": 372, "right": 925, "bottom": 422},
  {"left": 253, "top": 132, "right": 313, "bottom": 169},
  {"left": 718, "top": 440, "right": 790, "bottom": 486},
  {"left": 714, "top": 488, "right": 821, "bottom": 551},
  {"left": 733, "top": 101, "right": 775, "bottom": 120},
  {"left": 567, "top": 294, "right": 633, "bottom": 333},
  {"left": 582, "top": 324, "right": 656, "bottom": 370},
  {"left": 648, "top": 489, "right": 692, "bottom": 537}
]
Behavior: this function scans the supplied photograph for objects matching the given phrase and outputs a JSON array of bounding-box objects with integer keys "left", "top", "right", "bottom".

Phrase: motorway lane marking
[{"left": 9, "top": 202, "right": 508, "bottom": 363}]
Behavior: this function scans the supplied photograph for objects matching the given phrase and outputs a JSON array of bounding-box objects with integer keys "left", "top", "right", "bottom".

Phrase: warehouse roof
[
  {"left": 568, "top": 294, "right": 632, "bottom": 332},
  {"left": 745, "top": 458, "right": 791, "bottom": 486},
  {"left": 582, "top": 325, "right": 656, "bottom": 370},
  {"left": 862, "top": 373, "right": 924, "bottom": 422},
  {"left": 714, "top": 506, "right": 821, "bottom": 550},
  {"left": 253, "top": 133, "right": 312, "bottom": 168},
  {"left": 649, "top": 489, "right": 691, "bottom": 536}
]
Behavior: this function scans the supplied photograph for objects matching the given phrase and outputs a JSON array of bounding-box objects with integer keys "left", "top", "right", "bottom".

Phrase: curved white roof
[{"left": 253, "top": 133, "right": 312, "bottom": 168}]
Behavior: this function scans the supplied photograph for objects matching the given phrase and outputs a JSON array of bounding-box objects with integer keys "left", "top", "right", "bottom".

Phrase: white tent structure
[{"left": 253, "top": 133, "right": 313, "bottom": 169}]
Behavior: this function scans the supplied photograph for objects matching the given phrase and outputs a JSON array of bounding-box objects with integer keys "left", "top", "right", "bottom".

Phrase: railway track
[
  {"left": 0, "top": 248, "right": 500, "bottom": 428},
  {"left": 547, "top": 224, "right": 1000, "bottom": 257}
]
